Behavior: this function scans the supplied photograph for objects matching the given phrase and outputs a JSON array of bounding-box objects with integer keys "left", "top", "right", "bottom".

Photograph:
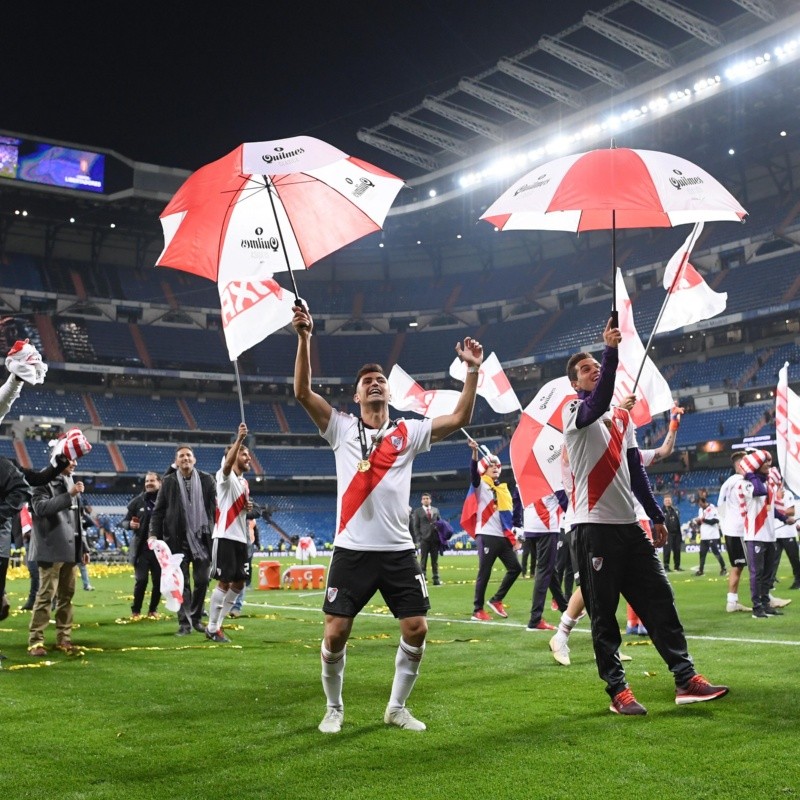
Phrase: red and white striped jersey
[
  {"left": 717, "top": 473, "right": 746, "bottom": 537},
  {"left": 563, "top": 402, "right": 638, "bottom": 525},
  {"left": 697, "top": 502, "right": 721, "bottom": 540},
  {"left": 324, "top": 411, "right": 431, "bottom": 551},
  {"left": 737, "top": 477, "right": 776, "bottom": 542},
  {"left": 523, "top": 491, "right": 563, "bottom": 534},
  {"left": 212, "top": 469, "right": 250, "bottom": 544},
  {"left": 774, "top": 489, "right": 796, "bottom": 540}
]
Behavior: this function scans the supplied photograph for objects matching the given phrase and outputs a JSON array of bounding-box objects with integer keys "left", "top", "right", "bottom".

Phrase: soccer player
[
  {"left": 693, "top": 496, "right": 727, "bottom": 577},
  {"left": 562, "top": 318, "right": 728, "bottom": 715},
  {"left": 717, "top": 451, "right": 752, "bottom": 613},
  {"left": 206, "top": 422, "right": 252, "bottom": 643},
  {"left": 292, "top": 303, "right": 483, "bottom": 734}
]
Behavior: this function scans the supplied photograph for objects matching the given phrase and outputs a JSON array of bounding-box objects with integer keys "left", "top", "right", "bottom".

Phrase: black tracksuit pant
[{"left": 575, "top": 522, "right": 695, "bottom": 698}]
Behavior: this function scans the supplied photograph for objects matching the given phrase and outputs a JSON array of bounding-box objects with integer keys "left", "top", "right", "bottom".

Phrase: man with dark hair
[
  {"left": 661, "top": 495, "right": 683, "bottom": 572},
  {"left": 693, "top": 496, "right": 727, "bottom": 577},
  {"left": 410, "top": 492, "right": 442, "bottom": 585},
  {"left": 150, "top": 445, "right": 216, "bottom": 636},
  {"left": 563, "top": 318, "right": 728, "bottom": 715},
  {"left": 205, "top": 422, "right": 252, "bottom": 643},
  {"left": 292, "top": 303, "right": 483, "bottom": 734},
  {"left": 717, "top": 450, "right": 752, "bottom": 613},
  {"left": 120, "top": 471, "right": 162, "bottom": 618}
]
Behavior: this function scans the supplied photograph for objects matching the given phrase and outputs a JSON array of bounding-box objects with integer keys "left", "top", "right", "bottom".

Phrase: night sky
[{"left": 5, "top": 3, "right": 612, "bottom": 177}]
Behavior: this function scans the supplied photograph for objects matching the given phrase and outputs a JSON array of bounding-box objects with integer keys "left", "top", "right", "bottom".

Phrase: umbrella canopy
[
  {"left": 481, "top": 147, "right": 747, "bottom": 232},
  {"left": 157, "top": 135, "right": 405, "bottom": 295}
]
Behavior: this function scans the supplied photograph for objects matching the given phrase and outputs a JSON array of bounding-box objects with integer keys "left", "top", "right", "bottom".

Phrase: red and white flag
[
  {"left": 654, "top": 222, "right": 727, "bottom": 334},
  {"left": 20, "top": 503, "right": 32, "bottom": 534},
  {"left": 510, "top": 376, "right": 576, "bottom": 507},
  {"left": 449, "top": 351, "right": 521, "bottom": 414},
  {"left": 387, "top": 364, "right": 460, "bottom": 418},
  {"left": 777, "top": 362, "right": 800, "bottom": 496},
  {"left": 615, "top": 270, "right": 674, "bottom": 427},
  {"left": 218, "top": 268, "right": 296, "bottom": 361}
]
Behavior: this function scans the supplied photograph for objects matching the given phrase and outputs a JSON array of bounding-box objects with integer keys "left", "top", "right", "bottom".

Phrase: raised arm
[
  {"left": 430, "top": 337, "right": 484, "bottom": 443},
  {"left": 222, "top": 423, "right": 248, "bottom": 477},
  {"left": 292, "top": 304, "right": 333, "bottom": 433}
]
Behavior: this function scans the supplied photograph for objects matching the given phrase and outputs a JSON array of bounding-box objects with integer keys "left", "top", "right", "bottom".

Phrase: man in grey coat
[
  {"left": 27, "top": 459, "right": 90, "bottom": 656},
  {"left": 410, "top": 493, "right": 442, "bottom": 586}
]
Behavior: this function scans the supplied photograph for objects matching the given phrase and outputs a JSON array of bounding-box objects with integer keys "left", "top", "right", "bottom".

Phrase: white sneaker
[
  {"left": 619, "top": 651, "right": 633, "bottom": 662},
  {"left": 384, "top": 705, "right": 426, "bottom": 731},
  {"left": 318, "top": 707, "right": 343, "bottom": 733},
  {"left": 726, "top": 601, "right": 752, "bottom": 613},
  {"left": 548, "top": 634, "right": 571, "bottom": 666},
  {"left": 769, "top": 596, "right": 791, "bottom": 609}
]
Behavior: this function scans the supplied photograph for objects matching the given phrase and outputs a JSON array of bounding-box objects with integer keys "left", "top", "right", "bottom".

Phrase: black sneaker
[
  {"left": 675, "top": 675, "right": 729, "bottom": 705},
  {"left": 764, "top": 607, "right": 784, "bottom": 616},
  {"left": 752, "top": 608, "right": 769, "bottom": 618},
  {"left": 609, "top": 688, "right": 647, "bottom": 715}
]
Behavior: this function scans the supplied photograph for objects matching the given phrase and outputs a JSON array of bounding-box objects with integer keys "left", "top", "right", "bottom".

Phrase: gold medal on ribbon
[{"left": 356, "top": 459, "right": 372, "bottom": 472}]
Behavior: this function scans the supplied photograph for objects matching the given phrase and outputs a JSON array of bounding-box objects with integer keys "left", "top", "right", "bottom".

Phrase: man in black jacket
[
  {"left": 662, "top": 495, "right": 684, "bottom": 572},
  {"left": 410, "top": 493, "right": 442, "bottom": 585},
  {"left": 120, "top": 471, "right": 162, "bottom": 618},
  {"left": 150, "top": 446, "right": 216, "bottom": 636}
]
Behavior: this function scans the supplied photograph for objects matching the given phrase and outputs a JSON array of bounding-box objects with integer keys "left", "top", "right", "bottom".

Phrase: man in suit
[
  {"left": 410, "top": 493, "right": 442, "bottom": 586},
  {"left": 27, "top": 459, "right": 91, "bottom": 656},
  {"left": 150, "top": 446, "right": 216, "bottom": 636}
]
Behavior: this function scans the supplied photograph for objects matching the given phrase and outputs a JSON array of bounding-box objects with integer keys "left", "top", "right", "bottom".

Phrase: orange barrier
[
  {"left": 283, "top": 564, "right": 325, "bottom": 590},
  {"left": 257, "top": 560, "right": 281, "bottom": 590}
]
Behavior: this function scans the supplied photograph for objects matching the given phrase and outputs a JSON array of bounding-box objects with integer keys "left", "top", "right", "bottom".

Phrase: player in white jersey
[
  {"left": 771, "top": 485, "right": 800, "bottom": 593},
  {"left": 206, "top": 423, "right": 251, "bottom": 643},
  {"left": 292, "top": 303, "right": 483, "bottom": 734},
  {"left": 738, "top": 449, "right": 789, "bottom": 617},
  {"left": 562, "top": 318, "right": 728, "bottom": 715},
  {"left": 693, "top": 496, "right": 727, "bottom": 577},
  {"left": 717, "top": 450, "right": 752, "bottom": 613}
]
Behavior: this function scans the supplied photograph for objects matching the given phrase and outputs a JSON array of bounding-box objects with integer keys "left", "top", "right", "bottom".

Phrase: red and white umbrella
[
  {"left": 480, "top": 145, "right": 747, "bottom": 317},
  {"left": 510, "top": 376, "right": 576, "bottom": 507},
  {"left": 155, "top": 135, "right": 404, "bottom": 419},
  {"left": 157, "top": 135, "right": 405, "bottom": 298}
]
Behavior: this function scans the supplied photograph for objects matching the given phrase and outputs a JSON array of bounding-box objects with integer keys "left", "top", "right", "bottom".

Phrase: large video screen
[{"left": 0, "top": 135, "right": 105, "bottom": 193}]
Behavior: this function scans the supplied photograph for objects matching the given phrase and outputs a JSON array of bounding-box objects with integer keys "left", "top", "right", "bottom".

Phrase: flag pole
[
  {"left": 233, "top": 359, "right": 246, "bottom": 424},
  {"left": 460, "top": 428, "right": 493, "bottom": 458},
  {"left": 632, "top": 223, "right": 704, "bottom": 394}
]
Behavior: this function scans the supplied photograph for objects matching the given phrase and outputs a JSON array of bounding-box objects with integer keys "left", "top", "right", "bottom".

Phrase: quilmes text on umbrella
[
  {"left": 668, "top": 169, "right": 704, "bottom": 190},
  {"left": 240, "top": 229, "right": 280, "bottom": 251},
  {"left": 260, "top": 146, "right": 305, "bottom": 165}
]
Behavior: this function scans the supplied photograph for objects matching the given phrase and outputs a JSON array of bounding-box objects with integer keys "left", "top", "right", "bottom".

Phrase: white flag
[
  {"left": 614, "top": 270, "right": 674, "bottom": 427},
  {"left": 387, "top": 364, "right": 461, "bottom": 418},
  {"left": 654, "top": 222, "right": 727, "bottom": 333},
  {"left": 449, "top": 351, "right": 521, "bottom": 414},
  {"left": 777, "top": 362, "right": 800, "bottom": 496},
  {"left": 218, "top": 271, "right": 296, "bottom": 361}
]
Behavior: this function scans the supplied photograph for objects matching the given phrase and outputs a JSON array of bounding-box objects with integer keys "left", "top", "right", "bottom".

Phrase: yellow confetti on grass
[{"left": 8, "top": 661, "right": 58, "bottom": 670}]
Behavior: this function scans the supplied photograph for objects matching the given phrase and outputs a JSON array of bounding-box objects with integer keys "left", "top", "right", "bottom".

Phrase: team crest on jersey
[
  {"left": 390, "top": 434, "right": 404, "bottom": 451},
  {"left": 592, "top": 557, "right": 603, "bottom": 571},
  {"left": 327, "top": 587, "right": 338, "bottom": 603}
]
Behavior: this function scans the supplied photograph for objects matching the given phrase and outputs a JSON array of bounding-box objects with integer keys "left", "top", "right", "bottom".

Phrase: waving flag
[
  {"left": 449, "top": 351, "right": 521, "bottom": 414},
  {"left": 387, "top": 364, "right": 460, "bottom": 418},
  {"left": 615, "top": 270, "right": 674, "bottom": 427},
  {"left": 654, "top": 223, "right": 727, "bottom": 334},
  {"left": 510, "top": 376, "right": 576, "bottom": 507},
  {"left": 219, "top": 271, "right": 296, "bottom": 360},
  {"left": 777, "top": 362, "right": 800, "bottom": 495}
]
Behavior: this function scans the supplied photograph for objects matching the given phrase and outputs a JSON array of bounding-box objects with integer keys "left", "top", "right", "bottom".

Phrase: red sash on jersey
[
  {"left": 214, "top": 479, "right": 249, "bottom": 533},
  {"left": 338, "top": 421, "right": 408, "bottom": 534},
  {"left": 587, "top": 408, "right": 627, "bottom": 512}
]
